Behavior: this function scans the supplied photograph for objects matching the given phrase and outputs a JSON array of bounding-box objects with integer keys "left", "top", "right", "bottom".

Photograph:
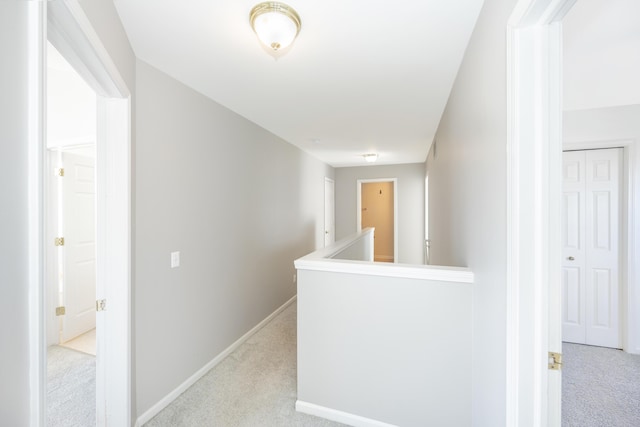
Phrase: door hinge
[
  {"left": 57, "top": 168, "right": 64, "bottom": 177},
  {"left": 55, "top": 306, "right": 66, "bottom": 316},
  {"left": 548, "top": 351, "right": 562, "bottom": 370},
  {"left": 54, "top": 237, "right": 65, "bottom": 246},
  {"left": 96, "top": 299, "right": 107, "bottom": 312}
]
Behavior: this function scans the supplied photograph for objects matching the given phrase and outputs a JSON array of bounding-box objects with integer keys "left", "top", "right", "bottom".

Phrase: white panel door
[
  {"left": 324, "top": 178, "right": 335, "bottom": 246},
  {"left": 61, "top": 152, "right": 96, "bottom": 342},
  {"left": 561, "top": 151, "right": 586, "bottom": 343},
  {"left": 562, "top": 148, "right": 621, "bottom": 348}
]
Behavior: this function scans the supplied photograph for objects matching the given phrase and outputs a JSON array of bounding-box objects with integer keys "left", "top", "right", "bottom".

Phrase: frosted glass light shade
[{"left": 250, "top": 2, "right": 301, "bottom": 51}]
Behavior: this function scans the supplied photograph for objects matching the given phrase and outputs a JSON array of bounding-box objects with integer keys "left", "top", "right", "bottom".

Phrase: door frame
[
  {"left": 564, "top": 140, "right": 637, "bottom": 353},
  {"left": 30, "top": 1, "right": 132, "bottom": 425},
  {"left": 356, "top": 178, "right": 398, "bottom": 263},
  {"left": 506, "top": 0, "right": 576, "bottom": 425}
]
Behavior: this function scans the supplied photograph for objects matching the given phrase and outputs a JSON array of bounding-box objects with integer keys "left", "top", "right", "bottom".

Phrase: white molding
[
  {"left": 135, "top": 296, "right": 298, "bottom": 427},
  {"left": 564, "top": 138, "right": 634, "bottom": 151},
  {"left": 27, "top": 2, "right": 47, "bottom": 426},
  {"left": 295, "top": 258, "right": 474, "bottom": 283},
  {"left": 48, "top": 0, "right": 129, "bottom": 98},
  {"left": 506, "top": 1, "right": 575, "bottom": 425},
  {"left": 295, "top": 401, "right": 398, "bottom": 427},
  {"left": 295, "top": 229, "right": 473, "bottom": 283},
  {"left": 97, "top": 96, "right": 132, "bottom": 426}
]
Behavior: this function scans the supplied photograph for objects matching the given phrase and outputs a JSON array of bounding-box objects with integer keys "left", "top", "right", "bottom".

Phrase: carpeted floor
[
  {"left": 46, "top": 310, "right": 640, "bottom": 426},
  {"left": 47, "top": 345, "right": 96, "bottom": 427},
  {"left": 145, "top": 303, "right": 343, "bottom": 426},
  {"left": 562, "top": 342, "right": 640, "bottom": 426}
]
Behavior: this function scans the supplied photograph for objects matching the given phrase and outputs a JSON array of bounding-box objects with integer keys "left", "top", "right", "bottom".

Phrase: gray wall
[
  {"left": 564, "top": 105, "right": 640, "bottom": 142},
  {"left": 0, "top": 3, "right": 33, "bottom": 424},
  {"left": 135, "top": 59, "right": 333, "bottom": 415},
  {"left": 426, "top": 0, "right": 515, "bottom": 425},
  {"left": 335, "top": 163, "right": 425, "bottom": 264}
]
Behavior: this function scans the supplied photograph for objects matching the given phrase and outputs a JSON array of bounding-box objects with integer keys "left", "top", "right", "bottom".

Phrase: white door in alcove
[
  {"left": 324, "top": 178, "right": 335, "bottom": 246},
  {"left": 60, "top": 152, "right": 97, "bottom": 343},
  {"left": 562, "top": 148, "right": 621, "bottom": 348}
]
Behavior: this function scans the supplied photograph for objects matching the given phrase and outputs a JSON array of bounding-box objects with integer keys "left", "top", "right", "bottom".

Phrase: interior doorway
[
  {"left": 46, "top": 40, "right": 98, "bottom": 425},
  {"left": 34, "top": 1, "right": 133, "bottom": 424},
  {"left": 357, "top": 178, "right": 398, "bottom": 263}
]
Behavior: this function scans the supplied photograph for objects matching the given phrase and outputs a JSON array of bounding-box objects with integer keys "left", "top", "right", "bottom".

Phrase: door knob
[{"left": 567, "top": 256, "right": 575, "bottom": 261}]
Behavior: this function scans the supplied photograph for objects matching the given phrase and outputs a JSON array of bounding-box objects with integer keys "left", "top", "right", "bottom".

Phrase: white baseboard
[
  {"left": 135, "top": 295, "right": 297, "bottom": 427},
  {"left": 295, "top": 400, "right": 398, "bottom": 427}
]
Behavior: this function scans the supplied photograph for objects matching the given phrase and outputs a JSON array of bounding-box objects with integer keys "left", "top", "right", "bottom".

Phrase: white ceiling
[
  {"left": 563, "top": 0, "right": 640, "bottom": 111},
  {"left": 113, "top": 0, "right": 485, "bottom": 167},
  {"left": 47, "top": 42, "right": 97, "bottom": 150}
]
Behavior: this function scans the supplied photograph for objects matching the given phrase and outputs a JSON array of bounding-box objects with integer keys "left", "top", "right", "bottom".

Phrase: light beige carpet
[
  {"left": 562, "top": 342, "right": 640, "bottom": 426},
  {"left": 145, "top": 302, "right": 344, "bottom": 426},
  {"left": 47, "top": 345, "right": 96, "bottom": 427}
]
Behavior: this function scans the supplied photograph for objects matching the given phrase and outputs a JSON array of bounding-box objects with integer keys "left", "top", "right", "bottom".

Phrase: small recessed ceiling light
[
  {"left": 312, "top": 138, "right": 321, "bottom": 144},
  {"left": 363, "top": 153, "right": 378, "bottom": 163}
]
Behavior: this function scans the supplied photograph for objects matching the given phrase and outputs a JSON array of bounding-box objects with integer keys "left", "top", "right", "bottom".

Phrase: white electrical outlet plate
[{"left": 171, "top": 251, "right": 180, "bottom": 268}]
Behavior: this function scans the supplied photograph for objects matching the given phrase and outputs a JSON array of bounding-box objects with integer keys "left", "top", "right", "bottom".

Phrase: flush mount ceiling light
[
  {"left": 250, "top": 2, "right": 301, "bottom": 52},
  {"left": 363, "top": 153, "right": 378, "bottom": 163}
]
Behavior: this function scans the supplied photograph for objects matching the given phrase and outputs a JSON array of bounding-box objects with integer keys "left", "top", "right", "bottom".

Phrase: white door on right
[
  {"left": 61, "top": 152, "right": 97, "bottom": 343},
  {"left": 324, "top": 178, "right": 335, "bottom": 247},
  {"left": 562, "top": 148, "right": 621, "bottom": 348}
]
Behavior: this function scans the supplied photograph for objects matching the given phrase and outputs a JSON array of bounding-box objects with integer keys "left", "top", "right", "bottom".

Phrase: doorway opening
[
  {"left": 46, "top": 40, "right": 99, "bottom": 421},
  {"left": 29, "top": 1, "right": 133, "bottom": 425},
  {"left": 507, "top": 0, "right": 639, "bottom": 424},
  {"left": 46, "top": 36, "right": 99, "bottom": 426},
  {"left": 356, "top": 178, "right": 398, "bottom": 263}
]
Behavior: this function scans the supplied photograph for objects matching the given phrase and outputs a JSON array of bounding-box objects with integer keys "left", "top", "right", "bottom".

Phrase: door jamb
[
  {"left": 356, "top": 178, "right": 398, "bottom": 263},
  {"left": 506, "top": 0, "right": 575, "bottom": 425}
]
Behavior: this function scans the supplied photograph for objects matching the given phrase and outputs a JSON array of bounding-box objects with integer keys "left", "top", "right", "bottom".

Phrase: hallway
[{"left": 145, "top": 302, "right": 343, "bottom": 426}]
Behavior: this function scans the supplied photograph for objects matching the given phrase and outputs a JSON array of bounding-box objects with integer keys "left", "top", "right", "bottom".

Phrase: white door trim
[
  {"left": 506, "top": 0, "right": 575, "bottom": 425},
  {"left": 32, "top": 1, "right": 132, "bottom": 426},
  {"left": 27, "top": 2, "right": 47, "bottom": 425},
  {"left": 356, "top": 178, "right": 398, "bottom": 263}
]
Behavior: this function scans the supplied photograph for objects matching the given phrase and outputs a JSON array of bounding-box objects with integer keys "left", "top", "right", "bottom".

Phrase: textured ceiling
[{"left": 113, "top": 0, "right": 485, "bottom": 167}]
